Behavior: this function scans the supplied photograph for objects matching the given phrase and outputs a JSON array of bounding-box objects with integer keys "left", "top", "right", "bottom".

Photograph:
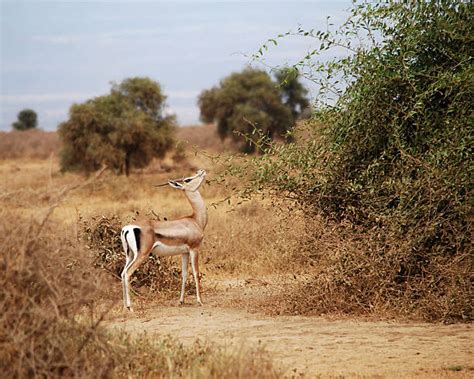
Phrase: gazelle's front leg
[
  {"left": 190, "top": 249, "right": 203, "bottom": 305},
  {"left": 179, "top": 254, "right": 189, "bottom": 305}
]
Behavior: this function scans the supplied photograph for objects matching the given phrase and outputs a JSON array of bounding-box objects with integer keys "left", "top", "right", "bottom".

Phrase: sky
[{"left": 1, "top": 0, "right": 352, "bottom": 131}]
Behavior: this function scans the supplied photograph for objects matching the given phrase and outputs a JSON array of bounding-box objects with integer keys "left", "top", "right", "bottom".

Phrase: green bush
[
  {"left": 59, "top": 77, "right": 175, "bottom": 175},
  {"left": 198, "top": 67, "right": 309, "bottom": 153},
  {"left": 239, "top": 2, "right": 473, "bottom": 321},
  {"left": 12, "top": 108, "right": 38, "bottom": 131}
]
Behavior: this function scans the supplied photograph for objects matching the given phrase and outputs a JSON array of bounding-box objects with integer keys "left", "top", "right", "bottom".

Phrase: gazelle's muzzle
[{"left": 155, "top": 178, "right": 183, "bottom": 187}]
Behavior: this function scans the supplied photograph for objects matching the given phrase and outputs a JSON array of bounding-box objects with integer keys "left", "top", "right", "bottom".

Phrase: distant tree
[
  {"left": 198, "top": 68, "right": 298, "bottom": 153},
  {"left": 12, "top": 109, "right": 38, "bottom": 131},
  {"left": 111, "top": 77, "right": 167, "bottom": 121},
  {"left": 274, "top": 68, "right": 310, "bottom": 120},
  {"left": 59, "top": 77, "right": 175, "bottom": 176}
]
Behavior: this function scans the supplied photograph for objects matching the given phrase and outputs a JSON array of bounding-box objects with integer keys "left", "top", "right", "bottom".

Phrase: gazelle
[{"left": 120, "top": 169, "right": 207, "bottom": 311}]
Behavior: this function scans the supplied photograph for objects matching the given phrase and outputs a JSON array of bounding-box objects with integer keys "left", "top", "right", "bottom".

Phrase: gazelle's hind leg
[
  {"left": 179, "top": 254, "right": 189, "bottom": 305},
  {"left": 120, "top": 231, "right": 131, "bottom": 308},
  {"left": 121, "top": 226, "right": 140, "bottom": 311},
  {"left": 190, "top": 249, "right": 203, "bottom": 305}
]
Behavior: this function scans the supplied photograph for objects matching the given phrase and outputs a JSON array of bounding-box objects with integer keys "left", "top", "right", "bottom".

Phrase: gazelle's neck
[{"left": 184, "top": 190, "right": 207, "bottom": 229}]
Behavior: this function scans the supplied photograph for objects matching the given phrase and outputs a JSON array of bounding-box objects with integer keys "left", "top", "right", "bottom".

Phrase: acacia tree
[
  {"left": 198, "top": 68, "right": 307, "bottom": 153},
  {"left": 12, "top": 109, "right": 38, "bottom": 131},
  {"left": 112, "top": 77, "right": 167, "bottom": 121},
  {"left": 59, "top": 77, "right": 175, "bottom": 175}
]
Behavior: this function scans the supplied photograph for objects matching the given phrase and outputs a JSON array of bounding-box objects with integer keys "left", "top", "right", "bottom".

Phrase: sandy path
[{"left": 109, "top": 293, "right": 472, "bottom": 378}]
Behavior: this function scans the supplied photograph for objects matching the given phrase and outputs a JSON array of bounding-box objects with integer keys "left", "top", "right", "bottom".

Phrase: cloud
[
  {"left": 31, "top": 35, "right": 83, "bottom": 45},
  {"left": 166, "top": 105, "right": 200, "bottom": 125},
  {"left": 0, "top": 92, "right": 98, "bottom": 104},
  {"left": 43, "top": 109, "right": 68, "bottom": 119},
  {"left": 168, "top": 90, "right": 200, "bottom": 100},
  {"left": 31, "top": 27, "right": 167, "bottom": 46}
]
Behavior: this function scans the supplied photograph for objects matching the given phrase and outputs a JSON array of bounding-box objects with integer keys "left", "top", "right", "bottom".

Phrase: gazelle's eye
[{"left": 184, "top": 178, "right": 191, "bottom": 183}]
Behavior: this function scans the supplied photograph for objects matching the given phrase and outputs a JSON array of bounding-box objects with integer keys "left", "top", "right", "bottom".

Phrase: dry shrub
[
  {"left": 259, "top": 216, "right": 472, "bottom": 322},
  {"left": 0, "top": 129, "right": 59, "bottom": 159},
  {"left": 80, "top": 214, "right": 191, "bottom": 297},
  {"left": 0, "top": 212, "right": 113, "bottom": 377}
]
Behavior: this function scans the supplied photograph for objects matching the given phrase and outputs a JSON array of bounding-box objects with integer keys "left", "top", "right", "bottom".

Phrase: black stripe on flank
[
  {"left": 133, "top": 228, "right": 141, "bottom": 252},
  {"left": 124, "top": 230, "right": 129, "bottom": 255}
]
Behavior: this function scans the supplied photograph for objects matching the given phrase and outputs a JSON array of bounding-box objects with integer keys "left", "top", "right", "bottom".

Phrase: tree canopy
[
  {"left": 12, "top": 109, "right": 38, "bottom": 131},
  {"left": 59, "top": 77, "right": 175, "bottom": 175},
  {"left": 274, "top": 67, "right": 309, "bottom": 121},
  {"left": 198, "top": 67, "right": 308, "bottom": 152}
]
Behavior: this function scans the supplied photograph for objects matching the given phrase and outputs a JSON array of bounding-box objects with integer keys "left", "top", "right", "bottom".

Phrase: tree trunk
[{"left": 124, "top": 153, "right": 131, "bottom": 176}]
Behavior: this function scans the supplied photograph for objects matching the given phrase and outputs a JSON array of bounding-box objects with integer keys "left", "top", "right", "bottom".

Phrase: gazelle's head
[{"left": 168, "top": 169, "right": 207, "bottom": 192}]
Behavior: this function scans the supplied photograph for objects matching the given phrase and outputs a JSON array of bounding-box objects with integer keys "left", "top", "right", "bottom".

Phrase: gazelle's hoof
[
  {"left": 126, "top": 306, "right": 134, "bottom": 312},
  {"left": 197, "top": 300, "right": 203, "bottom": 306},
  {"left": 178, "top": 300, "right": 185, "bottom": 306}
]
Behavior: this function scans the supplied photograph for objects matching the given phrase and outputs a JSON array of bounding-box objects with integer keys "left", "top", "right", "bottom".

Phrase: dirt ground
[{"left": 108, "top": 278, "right": 473, "bottom": 378}]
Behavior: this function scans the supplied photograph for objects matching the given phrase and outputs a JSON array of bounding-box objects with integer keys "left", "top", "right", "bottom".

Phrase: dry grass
[
  {"left": 0, "top": 156, "right": 302, "bottom": 279},
  {"left": 2, "top": 153, "right": 469, "bottom": 323},
  {"left": 0, "top": 137, "right": 292, "bottom": 376},
  {"left": 203, "top": 200, "right": 307, "bottom": 276},
  {"left": 0, "top": 160, "right": 282, "bottom": 377},
  {"left": 0, "top": 129, "right": 59, "bottom": 159},
  {"left": 177, "top": 124, "right": 237, "bottom": 153},
  {"left": 0, "top": 124, "right": 227, "bottom": 162}
]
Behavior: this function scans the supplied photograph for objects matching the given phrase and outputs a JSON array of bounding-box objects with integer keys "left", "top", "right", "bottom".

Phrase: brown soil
[{"left": 108, "top": 278, "right": 473, "bottom": 378}]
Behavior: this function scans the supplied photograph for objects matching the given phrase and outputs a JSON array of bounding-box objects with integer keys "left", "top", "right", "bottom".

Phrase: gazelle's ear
[{"left": 168, "top": 180, "right": 184, "bottom": 190}]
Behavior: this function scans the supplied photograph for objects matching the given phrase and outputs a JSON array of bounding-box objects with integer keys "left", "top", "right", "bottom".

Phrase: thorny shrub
[{"left": 228, "top": 2, "right": 473, "bottom": 321}]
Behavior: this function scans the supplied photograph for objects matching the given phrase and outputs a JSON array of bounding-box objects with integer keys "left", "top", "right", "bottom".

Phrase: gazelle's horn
[{"left": 154, "top": 178, "right": 184, "bottom": 187}]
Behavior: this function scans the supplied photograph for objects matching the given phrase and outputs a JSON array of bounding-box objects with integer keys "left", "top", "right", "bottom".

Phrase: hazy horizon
[{"left": 1, "top": 0, "right": 351, "bottom": 131}]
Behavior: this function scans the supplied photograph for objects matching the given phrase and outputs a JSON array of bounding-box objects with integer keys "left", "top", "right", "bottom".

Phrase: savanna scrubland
[
  {"left": 1, "top": 2, "right": 472, "bottom": 378},
  {"left": 1, "top": 125, "right": 472, "bottom": 378}
]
